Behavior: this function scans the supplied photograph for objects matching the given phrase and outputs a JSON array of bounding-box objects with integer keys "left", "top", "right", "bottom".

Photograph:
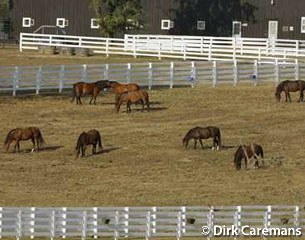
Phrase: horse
[
  {"left": 71, "top": 80, "right": 111, "bottom": 105},
  {"left": 233, "top": 143, "right": 264, "bottom": 170},
  {"left": 4, "top": 127, "right": 45, "bottom": 153},
  {"left": 116, "top": 90, "right": 150, "bottom": 113},
  {"left": 182, "top": 126, "right": 222, "bottom": 150},
  {"left": 109, "top": 81, "right": 140, "bottom": 95},
  {"left": 76, "top": 129, "right": 103, "bottom": 158},
  {"left": 274, "top": 80, "right": 305, "bottom": 102}
]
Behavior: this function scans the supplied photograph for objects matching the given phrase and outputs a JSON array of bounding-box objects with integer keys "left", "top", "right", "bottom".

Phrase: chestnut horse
[
  {"left": 116, "top": 90, "right": 150, "bottom": 113},
  {"left": 275, "top": 80, "right": 305, "bottom": 102},
  {"left": 4, "top": 127, "right": 45, "bottom": 153},
  {"left": 71, "top": 80, "right": 111, "bottom": 105},
  {"left": 76, "top": 129, "right": 103, "bottom": 158},
  {"left": 234, "top": 143, "right": 264, "bottom": 170},
  {"left": 182, "top": 126, "right": 222, "bottom": 150},
  {"left": 110, "top": 81, "right": 140, "bottom": 94}
]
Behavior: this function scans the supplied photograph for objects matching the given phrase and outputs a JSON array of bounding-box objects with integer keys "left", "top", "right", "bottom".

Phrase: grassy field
[
  {"left": 0, "top": 49, "right": 305, "bottom": 209},
  {"left": 1, "top": 82, "right": 305, "bottom": 207}
]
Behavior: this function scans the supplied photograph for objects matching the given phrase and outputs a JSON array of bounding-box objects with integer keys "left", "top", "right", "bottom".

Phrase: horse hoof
[
  {"left": 31, "top": 148, "right": 35, "bottom": 153},
  {"left": 211, "top": 147, "right": 215, "bottom": 151}
]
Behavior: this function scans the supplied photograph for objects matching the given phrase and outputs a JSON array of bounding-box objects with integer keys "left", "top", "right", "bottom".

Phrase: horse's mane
[
  {"left": 233, "top": 146, "right": 244, "bottom": 170},
  {"left": 4, "top": 128, "right": 17, "bottom": 145}
]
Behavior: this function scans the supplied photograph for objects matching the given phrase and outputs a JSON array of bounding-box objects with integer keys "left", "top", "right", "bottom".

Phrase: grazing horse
[
  {"left": 116, "top": 90, "right": 150, "bottom": 113},
  {"left": 182, "top": 126, "right": 222, "bottom": 150},
  {"left": 4, "top": 127, "right": 45, "bottom": 153},
  {"left": 71, "top": 80, "right": 111, "bottom": 105},
  {"left": 234, "top": 143, "right": 264, "bottom": 170},
  {"left": 275, "top": 80, "right": 305, "bottom": 102},
  {"left": 76, "top": 129, "right": 103, "bottom": 158}
]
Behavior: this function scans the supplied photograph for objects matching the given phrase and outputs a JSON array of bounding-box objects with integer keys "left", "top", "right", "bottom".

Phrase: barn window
[
  {"left": 197, "top": 21, "right": 205, "bottom": 30},
  {"left": 161, "top": 20, "right": 173, "bottom": 30},
  {"left": 56, "top": 18, "right": 68, "bottom": 28},
  {"left": 22, "top": 17, "right": 34, "bottom": 28},
  {"left": 301, "top": 17, "right": 305, "bottom": 33},
  {"left": 91, "top": 19, "right": 99, "bottom": 29}
]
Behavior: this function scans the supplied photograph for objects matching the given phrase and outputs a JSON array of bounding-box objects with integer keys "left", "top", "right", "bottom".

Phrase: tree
[
  {"left": 90, "top": 0, "right": 144, "bottom": 38},
  {"left": 0, "top": 0, "right": 9, "bottom": 20}
]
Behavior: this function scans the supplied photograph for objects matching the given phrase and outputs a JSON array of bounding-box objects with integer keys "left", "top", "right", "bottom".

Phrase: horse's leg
[
  {"left": 194, "top": 139, "right": 197, "bottom": 149},
  {"left": 199, "top": 139, "right": 204, "bottom": 149},
  {"left": 127, "top": 101, "right": 131, "bottom": 114},
  {"left": 16, "top": 140, "right": 20, "bottom": 153},
  {"left": 31, "top": 137, "right": 36, "bottom": 153},
  {"left": 81, "top": 146, "right": 85, "bottom": 157},
  {"left": 89, "top": 96, "right": 93, "bottom": 105},
  {"left": 92, "top": 144, "right": 96, "bottom": 155},
  {"left": 288, "top": 92, "right": 292, "bottom": 102}
]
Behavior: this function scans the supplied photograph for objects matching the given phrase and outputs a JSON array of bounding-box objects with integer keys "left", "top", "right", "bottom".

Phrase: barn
[{"left": 3, "top": 0, "right": 305, "bottom": 40}]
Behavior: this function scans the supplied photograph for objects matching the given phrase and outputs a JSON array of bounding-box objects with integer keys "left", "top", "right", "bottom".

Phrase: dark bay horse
[
  {"left": 234, "top": 143, "right": 264, "bottom": 170},
  {"left": 71, "top": 80, "right": 111, "bottom": 105},
  {"left": 116, "top": 90, "right": 150, "bottom": 113},
  {"left": 182, "top": 126, "right": 222, "bottom": 150},
  {"left": 4, "top": 127, "right": 45, "bottom": 153},
  {"left": 76, "top": 129, "right": 103, "bottom": 158},
  {"left": 275, "top": 80, "right": 305, "bottom": 102}
]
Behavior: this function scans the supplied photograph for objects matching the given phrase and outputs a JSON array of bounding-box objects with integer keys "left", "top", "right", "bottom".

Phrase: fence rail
[
  {"left": 0, "top": 59, "right": 303, "bottom": 96},
  {"left": 0, "top": 206, "right": 304, "bottom": 239},
  {"left": 20, "top": 33, "right": 305, "bottom": 61}
]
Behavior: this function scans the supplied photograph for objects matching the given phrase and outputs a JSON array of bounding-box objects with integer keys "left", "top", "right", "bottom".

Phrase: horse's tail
[
  {"left": 96, "top": 131, "right": 103, "bottom": 149},
  {"left": 275, "top": 83, "right": 282, "bottom": 102},
  {"left": 37, "top": 130, "right": 46, "bottom": 147},
  {"left": 4, "top": 129, "right": 16, "bottom": 145},
  {"left": 234, "top": 146, "right": 243, "bottom": 170},
  {"left": 257, "top": 145, "right": 264, "bottom": 159},
  {"left": 71, "top": 84, "right": 76, "bottom": 103},
  {"left": 216, "top": 129, "right": 222, "bottom": 148}
]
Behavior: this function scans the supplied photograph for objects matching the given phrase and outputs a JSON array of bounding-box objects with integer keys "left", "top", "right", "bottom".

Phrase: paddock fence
[
  {"left": 0, "top": 206, "right": 304, "bottom": 239},
  {"left": 0, "top": 59, "right": 304, "bottom": 96},
  {"left": 20, "top": 33, "right": 305, "bottom": 61}
]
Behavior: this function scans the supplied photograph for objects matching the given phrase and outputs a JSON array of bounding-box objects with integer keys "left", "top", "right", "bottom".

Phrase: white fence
[
  {"left": 20, "top": 33, "right": 305, "bottom": 61},
  {"left": 0, "top": 59, "right": 304, "bottom": 96},
  {"left": 0, "top": 206, "right": 303, "bottom": 239}
]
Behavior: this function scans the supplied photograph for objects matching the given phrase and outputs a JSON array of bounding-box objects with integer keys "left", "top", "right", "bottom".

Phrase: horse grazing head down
[
  {"left": 274, "top": 80, "right": 305, "bottom": 102},
  {"left": 233, "top": 143, "right": 264, "bottom": 170},
  {"left": 182, "top": 126, "right": 221, "bottom": 150},
  {"left": 75, "top": 129, "right": 103, "bottom": 158}
]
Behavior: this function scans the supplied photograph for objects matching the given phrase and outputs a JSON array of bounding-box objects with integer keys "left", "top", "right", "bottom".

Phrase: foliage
[
  {"left": 0, "top": 0, "right": 9, "bottom": 20},
  {"left": 170, "top": 0, "right": 257, "bottom": 36},
  {"left": 90, "top": 0, "right": 143, "bottom": 38}
]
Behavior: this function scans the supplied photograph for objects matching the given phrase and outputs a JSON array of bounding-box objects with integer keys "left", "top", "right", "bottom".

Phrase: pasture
[{"left": 1, "top": 83, "right": 305, "bottom": 208}]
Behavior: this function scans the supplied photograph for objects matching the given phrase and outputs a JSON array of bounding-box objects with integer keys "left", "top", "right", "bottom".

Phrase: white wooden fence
[
  {"left": 0, "top": 59, "right": 304, "bottom": 96},
  {"left": 0, "top": 206, "right": 303, "bottom": 239},
  {"left": 20, "top": 33, "right": 305, "bottom": 61}
]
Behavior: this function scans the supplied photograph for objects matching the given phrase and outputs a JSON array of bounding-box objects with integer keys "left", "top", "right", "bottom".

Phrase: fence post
[
  {"left": 82, "top": 64, "right": 88, "bottom": 82},
  {"left": 264, "top": 206, "right": 272, "bottom": 230},
  {"left": 61, "top": 207, "right": 67, "bottom": 239},
  {"left": 124, "top": 207, "right": 129, "bottom": 238},
  {"left": 50, "top": 210, "right": 55, "bottom": 240},
  {"left": 158, "top": 41, "right": 161, "bottom": 60},
  {"left": 234, "top": 206, "right": 242, "bottom": 238},
  {"left": 253, "top": 60, "right": 259, "bottom": 86},
  {"left": 294, "top": 206, "right": 300, "bottom": 228},
  {"left": 148, "top": 62, "right": 153, "bottom": 90},
  {"left": 208, "top": 38, "right": 212, "bottom": 61},
  {"left": 92, "top": 207, "right": 98, "bottom": 238},
  {"left": 0, "top": 207, "right": 2, "bottom": 238},
  {"left": 104, "top": 64, "right": 109, "bottom": 80},
  {"left": 274, "top": 59, "right": 280, "bottom": 85},
  {"left": 16, "top": 210, "right": 22, "bottom": 240},
  {"left": 59, "top": 65, "right": 65, "bottom": 93},
  {"left": 36, "top": 66, "right": 42, "bottom": 94},
  {"left": 151, "top": 207, "right": 157, "bottom": 235},
  {"left": 295, "top": 59, "right": 299, "bottom": 80},
  {"left": 19, "top": 33, "right": 23, "bottom": 52},
  {"left": 126, "top": 63, "right": 131, "bottom": 83},
  {"left": 170, "top": 62, "right": 174, "bottom": 89},
  {"left": 106, "top": 39, "right": 109, "bottom": 57},
  {"left": 177, "top": 212, "right": 182, "bottom": 240},
  {"left": 191, "top": 61, "right": 196, "bottom": 88},
  {"left": 133, "top": 35, "right": 137, "bottom": 58},
  {"left": 233, "top": 60, "right": 238, "bottom": 86},
  {"left": 81, "top": 211, "right": 87, "bottom": 240},
  {"left": 30, "top": 207, "right": 36, "bottom": 239},
  {"left": 146, "top": 211, "right": 151, "bottom": 240},
  {"left": 212, "top": 61, "right": 217, "bottom": 87},
  {"left": 12, "top": 66, "right": 19, "bottom": 96},
  {"left": 114, "top": 211, "right": 119, "bottom": 240},
  {"left": 207, "top": 207, "right": 214, "bottom": 239}
]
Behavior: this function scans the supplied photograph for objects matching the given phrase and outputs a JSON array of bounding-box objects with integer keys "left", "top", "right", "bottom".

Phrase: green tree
[
  {"left": 0, "top": 0, "right": 9, "bottom": 20},
  {"left": 90, "top": 0, "right": 143, "bottom": 38}
]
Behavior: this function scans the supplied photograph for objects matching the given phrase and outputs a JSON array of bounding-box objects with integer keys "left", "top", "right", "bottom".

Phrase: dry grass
[{"left": 1, "top": 84, "right": 305, "bottom": 207}]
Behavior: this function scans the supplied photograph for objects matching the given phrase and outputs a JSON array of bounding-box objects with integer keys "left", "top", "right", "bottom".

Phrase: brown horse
[
  {"left": 110, "top": 81, "right": 140, "bottom": 95},
  {"left": 71, "top": 80, "right": 111, "bottom": 105},
  {"left": 234, "top": 143, "right": 264, "bottom": 170},
  {"left": 76, "top": 129, "right": 103, "bottom": 158},
  {"left": 4, "top": 127, "right": 45, "bottom": 153},
  {"left": 275, "top": 80, "right": 305, "bottom": 102},
  {"left": 116, "top": 90, "right": 150, "bottom": 113},
  {"left": 182, "top": 126, "right": 222, "bottom": 150}
]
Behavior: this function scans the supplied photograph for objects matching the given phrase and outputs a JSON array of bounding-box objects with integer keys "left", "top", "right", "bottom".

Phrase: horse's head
[
  {"left": 275, "top": 85, "right": 282, "bottom": 102},
  {"left": 182, "top": 136, "right": 188, "bottom": 148}
]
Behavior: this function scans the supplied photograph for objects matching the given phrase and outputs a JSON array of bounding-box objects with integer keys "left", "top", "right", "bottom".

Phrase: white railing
[
  {"left": 0, "top": 59, "right": 303, "bottom": 96},
  {"left": 0, "top": 206, "right": 303, "bottom": 239},
  {"left": 20, "top": 33, "right": 305, "bottom": 61}
]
